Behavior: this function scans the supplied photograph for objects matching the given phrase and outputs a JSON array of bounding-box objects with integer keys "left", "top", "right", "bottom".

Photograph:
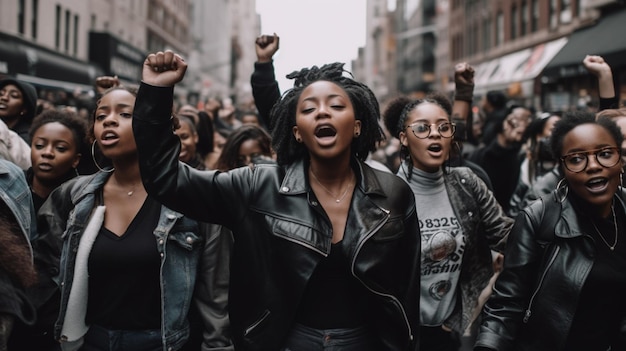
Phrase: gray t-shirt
[{"left": 398, "top": 165, "right": 465, "bottom": 326}]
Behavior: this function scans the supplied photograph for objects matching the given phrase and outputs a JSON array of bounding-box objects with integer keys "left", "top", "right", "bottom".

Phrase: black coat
[{"left": 133, "top": 83, "right": 421, "bottom": 351}]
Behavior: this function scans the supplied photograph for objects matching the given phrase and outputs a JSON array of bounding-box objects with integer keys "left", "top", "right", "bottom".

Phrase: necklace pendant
[
  {"left": 611, "top": 246, "right": 615, "bottom": 251},
  {"left": 127, "top": 191, "right": 134, "bottom": 196},
  {"left": 335, "top": 199, "right": 340, "bottom": 203}
]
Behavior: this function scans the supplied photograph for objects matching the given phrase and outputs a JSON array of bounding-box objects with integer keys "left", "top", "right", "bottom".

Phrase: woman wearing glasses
[
  {"left": 383, "top": 92, "right": 512, "bottom": 351},
  {"left": 475, "top": 111, "right": 626, "bottom": 351}
]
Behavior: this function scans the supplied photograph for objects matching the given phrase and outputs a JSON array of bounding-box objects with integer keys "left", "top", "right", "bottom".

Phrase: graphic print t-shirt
[{"left": 400, "top": 166, "right": 465, "bottom": 326}]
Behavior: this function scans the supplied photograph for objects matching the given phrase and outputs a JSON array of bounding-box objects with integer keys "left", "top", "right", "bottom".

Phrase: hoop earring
[
  {"left": 556, "top": 178, "right": 568, "bottom": 203},
  {"left": 74, "top": 167, "right": 80, "bottom": 177},
  {"left": 91, "top": 140, "right": 114, "bottom": 173}
]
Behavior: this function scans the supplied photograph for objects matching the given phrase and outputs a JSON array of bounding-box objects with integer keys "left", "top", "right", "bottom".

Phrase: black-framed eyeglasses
[
  {"left": 406, "top": 122, "right": 456, "bottom": 139},
  {"left": 560, "top": 147, "right": 621, "bottom": 173}
]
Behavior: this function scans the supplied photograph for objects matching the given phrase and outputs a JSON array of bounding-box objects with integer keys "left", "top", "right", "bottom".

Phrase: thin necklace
[
  {"left": 310, "top": 169, "right": 354, "bottom": 203},
  {"left": 591, "top": 204, "right": 618, "bottom": 251}
]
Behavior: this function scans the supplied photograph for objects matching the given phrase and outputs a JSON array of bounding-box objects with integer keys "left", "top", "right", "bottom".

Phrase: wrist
[{"left": 455, "top": 83, "right": 474, "bottom": 102}]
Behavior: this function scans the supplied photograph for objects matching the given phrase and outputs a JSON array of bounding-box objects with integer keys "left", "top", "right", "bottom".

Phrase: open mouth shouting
[
  {"left": 585, "top": 177, "right": 609, "bottom": 194},
  {"left": 100, "top": 130, "right": 120, "bottom": 146},
  {"left": 426, "top": 143, "right": 444, "bottom": 157},
  {"left": 314, "top": 124, "right": 337, "bottom": 146}
]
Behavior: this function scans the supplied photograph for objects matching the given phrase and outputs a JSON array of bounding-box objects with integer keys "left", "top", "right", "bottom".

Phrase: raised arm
[
  {"left": 452, "top": 62, "right": 475, "bottom": 142},
  {"left": 583, "top": 55, "right": 618, "bottom": 111},
  {"left": 251, "top": 33, "right": 281, "bottom": 130},
  {"left": 133, "top": 51, "right": 225, "bottom": 222}
]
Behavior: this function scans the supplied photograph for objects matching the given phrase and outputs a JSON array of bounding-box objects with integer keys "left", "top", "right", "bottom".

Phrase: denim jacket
[
  {"left": 0, "top": 159, "right": 37, "bottom": 325},
  {"left": 36, "top": 170, "right": 233, "bottom": 351}
]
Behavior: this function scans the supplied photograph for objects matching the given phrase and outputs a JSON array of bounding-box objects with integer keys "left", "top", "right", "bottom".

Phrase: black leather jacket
[
  {"left": 475, "top": 189, "right": 626, "bottom": 350},
  {"left": 133, "top": 83, "right": 421, "bottom": 351}
]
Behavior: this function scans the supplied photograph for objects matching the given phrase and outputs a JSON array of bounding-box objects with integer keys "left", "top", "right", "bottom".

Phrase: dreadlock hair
[
  {"left": 270, "top": 62, "right": 385, "bottom": 166},
  {"left": 382, "top": 92, "right": 453, "bottom": 178}
]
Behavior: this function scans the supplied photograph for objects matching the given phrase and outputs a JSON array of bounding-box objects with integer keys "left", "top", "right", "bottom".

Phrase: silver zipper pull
[{"left": 523, "top": 309, "right": 531, "bottom": 323}]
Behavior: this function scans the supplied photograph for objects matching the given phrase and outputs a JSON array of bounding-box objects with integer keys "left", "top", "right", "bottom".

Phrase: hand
[
  {"left": 95, "top": 75, "right": 120, "bottom": 94},
  {"left": 142, "top": 50, "right": 188, "bottom": 87},
  {"left": 454, "top": 62, "right": 475, "bottom": 86},
  {"left": 255, "top": 33, "right": 280, "bottom": 63},
  {"left": 583, "top": 55, "right": 611, "bottom": 78}
]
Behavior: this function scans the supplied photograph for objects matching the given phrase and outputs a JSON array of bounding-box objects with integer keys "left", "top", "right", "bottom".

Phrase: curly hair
[
  {"left": 270, "top": 62, "right": 385, "bottom": 165},
  {"left": 550, "top": 110, "right": 624, "bottom": 162},
  {"left": 29, "top": 108, "right": 90, "bottom": 156}
]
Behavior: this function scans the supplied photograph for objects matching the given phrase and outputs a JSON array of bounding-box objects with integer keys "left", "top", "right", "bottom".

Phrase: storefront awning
[
  {"left": 0, "top": 32, "right": 103, "bottom": 93},
  {"left": 473, "top": 37, "right": 568, "bottom": 96},
  {"left": 542, "top": 9, "right": 626, "bottom": 80}
]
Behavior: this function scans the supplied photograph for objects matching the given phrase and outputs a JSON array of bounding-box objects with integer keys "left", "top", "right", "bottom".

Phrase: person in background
[
  {"left": 134, "top": 50, "right": 421, "bottom": 351},
  {"left": 215, "top": 124, "right": 274, "bottom": 171},
  {"left": 383, "top": 90, "right": 511, "bottom": 351},
  {"left": 507, "top": 112, "right": 561, "bottom": 218},
  {"left": 7, "top": 109, "right": 90, "bottom": 350},
  {"left": 478, "top": 90, "right": 508, "bottom": 147},
  {"left": 469, "top": 105, "right": 532, "bottom": 213},
  {"left": 175, "top": 114, "right": 206, "bottom": 170},
  {"left": 27, "top": 109, "right": 90, "bottom": 212},
  {"left": 35, "top": 85, "right": 233, "bottom": 351},
  {"left": 475, "top": 111, "right": 626, "bottom": 350},
  {"left": 0, "top": 159, "right": 38, "bottom": 351},
  {"left": 0, "top": 78, "right": 39, "bottom": 144},
  {"left": 0, "top": 118, "right": 31, "bottom": 170},
  {"left": 204, "top": 128, "right": 230, "bottom": 170},
  {"left": 238, "top": 110, "right": 263, "bottom": 127}
]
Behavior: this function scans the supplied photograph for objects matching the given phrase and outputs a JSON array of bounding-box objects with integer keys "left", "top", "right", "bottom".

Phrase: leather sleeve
[
  {"left": 195, "top": 223, "right": 234, "bottom": 351},
  {"left": 474, "top": 200, "right": 545, "bottom": 350},
  {"left": 132, "top": 83, "right": 249, "bottom": 227},
  {"left": 468, "top": 169, "right": 514, "bottom": 253},
  {"left": 250, "top": 61, "right": 281, "bottom": 131}
]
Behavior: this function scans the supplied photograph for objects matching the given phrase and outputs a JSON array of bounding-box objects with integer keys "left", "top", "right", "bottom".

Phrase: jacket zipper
[
  {"left": 523, "top": 245, "right": 560, "bottom": 323},
  {"left": 273, "top": 233, "right": 328, "bottom": 257},
  {"left": 351, "top": 209, "right": 414, "bottom": 342},
  {"left": 244, "top": 309, "right": 271, "bottom": 336}
]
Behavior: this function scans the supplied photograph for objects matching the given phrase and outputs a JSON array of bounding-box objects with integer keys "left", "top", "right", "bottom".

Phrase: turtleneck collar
[{"left": 397, "top": 162, "right": 445, "bottom": 195}]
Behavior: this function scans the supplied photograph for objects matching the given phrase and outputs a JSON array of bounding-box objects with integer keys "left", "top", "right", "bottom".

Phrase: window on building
[
  {"left": 496, "top": 11, "right": 504, "bottom": 45},
  {"left": 18, "top": 0, "right": 25, "bottom": 34},
  {"left": 521, "top": 1, "right": 528, "bottom": 36},
  {"left": 55, "top": 5, "right": 61, "bottom": 49},
  {"left": 482, "top": 16, "right": 491, "bottom": 52},
  {"left": 549, "top": 0, "right": 558, "bottom": 29},
  {"left": 64, "top": 10, "right": 70, "bottom": 53},
  {"left": 511, "top": 4, "right": 518, "bottom": 40},
  {"left": 73, "top": 15, "right": 78, "bottom": 56},
  {"left": 91, "top": 14, "right": 96, "bottom": 29},
  {"left": 531, "top": 0, "right": 539, "bottom": 31},
  {"left": 574, "top": 0, "right": 581, "bottom": 17},
  {"left": 560, "top": 0, "right": 572, "bottom": 23},
  {"left": 31, "top": 0, "right": 38, "bottom": 39}
]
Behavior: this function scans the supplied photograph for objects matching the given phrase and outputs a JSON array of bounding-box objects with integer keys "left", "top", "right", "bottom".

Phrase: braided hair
[{"left": 270, "top": 62, "right": 385, "bottom": 166}]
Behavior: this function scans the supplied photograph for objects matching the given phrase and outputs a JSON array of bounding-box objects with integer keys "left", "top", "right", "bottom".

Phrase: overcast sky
[{"left": 255, "top": 0, "right": 367, "bottom": 93}]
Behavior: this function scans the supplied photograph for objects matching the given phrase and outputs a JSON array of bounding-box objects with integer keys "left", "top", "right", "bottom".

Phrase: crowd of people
[{"left": 0, "top": 32, "right": 625, "bottom": 351}]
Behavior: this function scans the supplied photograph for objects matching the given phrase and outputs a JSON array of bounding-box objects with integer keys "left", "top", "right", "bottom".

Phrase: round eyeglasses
[
  {"left": 560, "top": 147, "right": 621, "bottom": 173},
  {"left": 406, "top": 122, "right": 456, "bottom": 139}
]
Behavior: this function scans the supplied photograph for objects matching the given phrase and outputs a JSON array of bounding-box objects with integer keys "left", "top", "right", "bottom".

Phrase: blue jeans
[
  {"left": 281, "top": 323, "right": 376, "bottom": 351},
  {"left": 80, "top": 325, "right": 162, "bottom": 351}
]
